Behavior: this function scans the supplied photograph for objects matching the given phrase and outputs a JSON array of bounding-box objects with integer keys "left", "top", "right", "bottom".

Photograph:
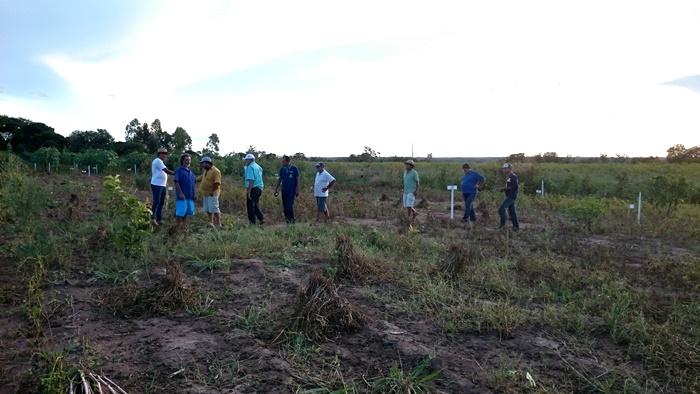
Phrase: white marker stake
[
  {"left": 87, "top": 165, "right": 91, "bottom": 176},
  {"left": 637, "top": 192, "right": 642, "bottom": 225},
  {"left": 541, "top": 179, "right": 545, "bottom": 197},
  {"left": 34, "top": 163, "right": 37, "bottom": 171},
  {"left": 447, "top": 185, "right": 458, "bottom": 220},
  {"left": 48, "top": 162, "right": 51, "bottom": 173},
  {"left": 134, "top": 164, "right": 137, "bottom": 176}
]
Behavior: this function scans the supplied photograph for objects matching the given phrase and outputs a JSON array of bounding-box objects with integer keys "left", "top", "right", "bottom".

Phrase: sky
[{"left": 1, "top": 0, "right": 699, "bottom": 157}]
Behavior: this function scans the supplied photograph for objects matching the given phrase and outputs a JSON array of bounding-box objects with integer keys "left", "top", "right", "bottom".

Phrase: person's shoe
[
  {"left": 461, "top": 218, "right": 469, "bottom": 223},
  {"left": 513, "top": 227, "right": 520, "bottom": 232}
]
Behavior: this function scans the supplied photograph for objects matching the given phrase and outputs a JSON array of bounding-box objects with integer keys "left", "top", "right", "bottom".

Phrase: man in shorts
[
  {"left": 174, "top": 154, "right": 196, "bottom": 232},
  {"left": 313, "top": 162, "right": 336, "bottom": 223},
  {"left": 402, "top": 160, "right": 420, "bottom": 228},
  {"left": 198, "top": 156, "right": 222, "bottom": 228}
]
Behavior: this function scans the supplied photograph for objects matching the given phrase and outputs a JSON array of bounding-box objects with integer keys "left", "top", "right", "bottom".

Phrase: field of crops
[{"left": 1, "top": 152, "right": 698, "bottom": 393}]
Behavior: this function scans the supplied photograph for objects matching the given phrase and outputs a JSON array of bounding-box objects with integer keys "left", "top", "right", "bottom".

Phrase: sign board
[
  {"left": 447, "top": 185, "right": 458, "bottom": 191},
  {"left": 628, "top": 204, "right": 635, "bottom": 209}
]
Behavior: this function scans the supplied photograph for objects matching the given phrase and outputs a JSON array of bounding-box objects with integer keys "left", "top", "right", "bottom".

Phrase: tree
[
  {"left": 172, "top": 127, "right": 192, "bottom": 153},
  {"left": 292, "top": 152, "right": 307, "bottom": 160},
  {"left": 204, "top": 133, "right": 220, "bottom": 155},
  {"left": 150, "top": 119, "right": 173, "bottom": 151},
  {"left": 1, "top": 116, "right": 66, "bottom": 153},
  {"left": 667, "top": 144, "right": 700, "bottom": 163},
  {"left": 125, "top": 118, "right": 140, "bottom": 141},
  {"left": 67, "top": 129, "right": 115, "bottom": 152},
  {"left": 506, "top": 153, "right": 526, "bottom": 162},
  {"left": 32, "top": 147, "right": 61, "bottom": 167}
]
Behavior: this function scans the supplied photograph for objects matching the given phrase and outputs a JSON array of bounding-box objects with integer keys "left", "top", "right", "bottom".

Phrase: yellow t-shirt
[{"left": 199, "top": 166, "right": 222, "bottom": 196}]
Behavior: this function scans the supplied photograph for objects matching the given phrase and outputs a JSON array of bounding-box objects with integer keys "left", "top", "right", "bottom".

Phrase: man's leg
[
  {"left": 252, "top": 188, "right": 264, "bottom": 223},
  {"left": 508, "top": 200, "right": 519, "bottom": 229},
  {"left": 498, "top": 198, "right": 509, "bottom": 228},
  {"left": 462, "top": 193, "right": 470, "bottom": 221},
  {"left": 467, "top": 193, "right": 477, "bottom": 222},
  {"left": 282, "top": 193, "right": 292, "bottom": 223},
  {"left": 246, "top": 194, "right": 256, "bottom": 224}
]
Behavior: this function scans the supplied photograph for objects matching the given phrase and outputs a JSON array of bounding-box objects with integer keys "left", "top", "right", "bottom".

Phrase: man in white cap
[
  {"left": 498, "top": 163, "right": 519, "bottom": 231},
  {"left": 402, "top": 159, "right": 420, "bottom": 228},
  {"left": 313, "top": 162, "right": 336, "bottom": 223},
  {"left": 198, "top": 156, "right": 222, "bottom": 228},
  {"left": 150, "top": 147, "right": 175, "bottom": 226},
  {"left": 244, "top": 153, "right": 264, "bottom": 225}
]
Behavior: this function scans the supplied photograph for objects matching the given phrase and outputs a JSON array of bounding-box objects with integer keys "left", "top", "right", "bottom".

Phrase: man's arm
[
  {"left": 174, "top": 179, "right": 183, "bottom": 199},
  {"left": 247, "top": 180, "right": 254, "bottom": 199},
  {"left": 164, "top": 168, "right": 175, "bottom": 175},
  {"left": 295, "top": 172, "right": 300, "bottom": 197},
  {"left": 323, "top": 179, "right": 336, "bottom": 192},
  {"left": 275, "top": 176, "right": 282, "bottom": 194}
]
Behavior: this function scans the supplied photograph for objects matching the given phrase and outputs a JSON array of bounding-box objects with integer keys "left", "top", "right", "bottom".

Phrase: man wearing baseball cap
[
  {"left": 313, "top": 162, "right": 336, "bottom": 223},
  {"left": 150, "top": 147, "right": 175, "bottom": 226},
  {"left": 198, "top": 156, "right": 222, "bottom": 228},
  {"left": 402, "top": 160, "right": 420, "bottom": 229},
  {"left": 498, "top": 163, "right": 519, "bottom": 231},
  {"left": 244, "top": 153, "right": 265, "bottom": 225}
]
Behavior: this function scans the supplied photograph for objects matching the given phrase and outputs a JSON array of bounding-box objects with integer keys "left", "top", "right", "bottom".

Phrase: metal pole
[
  {"left": 34, "top": 163, "right": 37, "bottom": 171},
  {"left": 48, "top": 162, "right": 51, "bottom": 173},
  {"left": 450, "top": 189, "right": 455, "bottom": 220},
  {"left": 88, "top": 165, "right": 91, "bottom": 176},
  {"left": 134, "top": 164, "right": 137, "bottom": 176},
  {"left": 541, "top": 179, "right": 545, "bottom": 196},
  {"left": 637, "top": 192, "right": 642, "bottom": 225}
]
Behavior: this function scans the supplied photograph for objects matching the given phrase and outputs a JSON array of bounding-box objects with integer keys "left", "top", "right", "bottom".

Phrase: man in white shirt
[
  {"left": 313, "top": 162, "right": 336, "bottom": 223},
  {"left": 150, "top": 147, "right": 175, "bottom": 225}
]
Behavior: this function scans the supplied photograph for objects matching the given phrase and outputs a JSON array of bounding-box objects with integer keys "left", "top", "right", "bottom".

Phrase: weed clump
[
  {"left": 334, "top": 235, "right": 374, "bottom": 282},
  {"left": 438, "top": 242, "right": 479, "bottom": 277},
  {"left": 290, "top": 271, "right": 363, "bottom": 341},
  {"left": 98, "top": 261, "right": 197, "bottom": 318}
]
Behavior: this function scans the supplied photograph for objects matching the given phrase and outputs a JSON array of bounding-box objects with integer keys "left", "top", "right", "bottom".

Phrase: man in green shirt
[{"left": 402, "top": 160, "right": 420, "bottom": 228}]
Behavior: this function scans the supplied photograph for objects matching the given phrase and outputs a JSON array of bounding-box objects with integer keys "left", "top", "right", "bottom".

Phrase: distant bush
[{"left": 646, "top": 175, "right": 690, "bottom": 215}]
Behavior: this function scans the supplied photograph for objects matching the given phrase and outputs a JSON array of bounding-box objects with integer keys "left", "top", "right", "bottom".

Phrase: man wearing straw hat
[
  {"left": 402, "top": 159, "right": 420, "bottom": 229},
  {"left": 198, "top": 156, "right": 222, "bottom": 228},
  {"left": 150, "top": 147, "right": 175, "bottom": 226}
]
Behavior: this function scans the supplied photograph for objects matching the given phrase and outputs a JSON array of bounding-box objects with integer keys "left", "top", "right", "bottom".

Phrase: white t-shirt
[
  {"left": 314, "top": 170, "right": 336, "bottom": 197},
  {"left": 151, "top": 158, "right": 168, "bottom": 187}
]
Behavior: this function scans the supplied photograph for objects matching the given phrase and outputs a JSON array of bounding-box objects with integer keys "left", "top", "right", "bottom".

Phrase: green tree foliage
[
  {"left": 124, "top": 118, "right": 140, "bottom": 141},
  {"left": 0, "top": 115, "right": 66, "bottom": 153},
  {"left": 204, "top": 133, "right": 220, "bottom": 155},
  {"left": 150, "top": 119, "right": 173, "bottom": 151},
  {"left": 67, "top": 129, "right": 115, "bottom": 152},
  {"left": 76, "top": 149, "right": 119, "bottom": 172},
  {"left": 113, "top": 141, "right": 147, "bottom": 155},
  {"left": 101, "top": 175, "right": 151, "bottom": 257},
  {"left": 667, "top": 144, "right": 700, "bottom": 163},
  {"left": 647, "top": 175, "right": 690, "bottom": 215},
  {"left": 32, "top": 147, "right": 61, "bottom": 167},
  {"left": 172, "top": 126, "right": 192, "bottom": 153},
  {"left": 349, "top": 146, "right": 381, "bottom": 162},
  {"left": 506, "top": 153, "right": 526, "bottom": 162}
]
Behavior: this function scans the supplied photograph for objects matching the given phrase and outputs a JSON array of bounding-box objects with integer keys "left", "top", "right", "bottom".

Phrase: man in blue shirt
[
  {"left": 274, "top": 155, "right": 300, "bottom": 224},
  {"left": 244, "top": 153, "right": 265, "bottom": 225},
  {"left": 498, "top": 163, "right": 519, "bottom": 231},
  {"left": 460, "top": 163, "right": 486, "bottom": 223},
  {"left": 174, "top": 154, "right": 197, "bottom": 232}
]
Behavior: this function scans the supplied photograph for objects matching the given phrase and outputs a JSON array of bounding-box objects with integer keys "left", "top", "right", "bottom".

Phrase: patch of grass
[
  {"left": 186, "top": 256, "right": 232, "bottom": 273},
  {"left": 22, "top": 258, "right": 46, "bottom": 337},
  {"left": 35, "top": 351, "right": 74, "bottom": 394},
  {"left": 370, "top": 357, "right": 440, "bottom": 393},
  {"left": 186, "top": 293, "right": 215, "bottom": 317},
  {"left": 234, "top": 304, "right": 269, "bottom": 333}
]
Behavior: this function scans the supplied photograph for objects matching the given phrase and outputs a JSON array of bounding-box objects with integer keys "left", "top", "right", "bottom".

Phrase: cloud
[
  {"left": 663, "top": 75, "right": 700, "bottom": 94},
  {"left": 16, "top": 0, "right": 700, "bottom": 156}
]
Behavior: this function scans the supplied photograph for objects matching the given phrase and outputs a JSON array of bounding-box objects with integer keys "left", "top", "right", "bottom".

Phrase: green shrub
[
  {"left": 564, "top": 198, "right": 607, "bottom": 231},
  {"left": 101, "top": 175, "right": 151, "bottom": 257}
]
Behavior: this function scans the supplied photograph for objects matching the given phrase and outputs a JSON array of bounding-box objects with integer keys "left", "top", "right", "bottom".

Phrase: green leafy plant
[
  {"left": 372, "top": 357, "right": 441, "bottom": 393},
  {"left": 564, "top": 198, "right": 607, "bottom": 231},
  {"left": 101, "top": 175, "right": 151, "bottom": 257}
]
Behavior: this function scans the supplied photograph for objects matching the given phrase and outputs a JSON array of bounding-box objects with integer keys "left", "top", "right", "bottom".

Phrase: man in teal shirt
[
  {"left": 244, "top": 153, "right": 264, "bottom": 225},
  {"left": 402, "top": 160, "right": 420, "bottom": 229}
]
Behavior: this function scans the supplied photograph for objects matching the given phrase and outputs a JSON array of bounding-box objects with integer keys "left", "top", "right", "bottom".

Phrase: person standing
[
  {"left": 402, "top": 160, "right": 420, "bottom": 228},
  {"left": 174, "top": 154, "right": 197, "bottom": 232},
  {"left": 498, "top": 163, "right": 519, "bottom": 231},
  {"left": 198, "top": 156, "right": 222, "bottom": 228},
  {"left": 274, "top": 155, "right": 300, "bottom": 224},
  {"left": 150, "top": 147, "right": 175, "bottom": 226},
  {"left": 244, "top": 153, "right": 265, "bottom": 225},
  {"left": 460, "top": 163, "right": 486, "bottom": 224},
  {"left": 313, "top": 162, "right": 336, "bottom": 223}
]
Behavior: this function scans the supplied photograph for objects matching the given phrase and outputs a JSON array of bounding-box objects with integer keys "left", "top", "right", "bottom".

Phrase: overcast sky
[{"left": 1, "top": 0, "right": 699, "bottom": 157}]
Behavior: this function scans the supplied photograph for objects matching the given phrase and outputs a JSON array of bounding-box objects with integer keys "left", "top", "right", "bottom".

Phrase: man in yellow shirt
[{"left": 198, "top": 156, "right": 222, "bottom": 228}]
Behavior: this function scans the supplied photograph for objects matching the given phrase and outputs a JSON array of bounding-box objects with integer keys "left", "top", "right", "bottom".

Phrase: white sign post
[
  {"left": 637, "top": 192, "right": 642, "bottom": 225},
  {"left": 447, "top": 185, "right": 458, "bottom": 220},
  {"left": 87, "top": 165, "right": 91, "bottom": 176}
]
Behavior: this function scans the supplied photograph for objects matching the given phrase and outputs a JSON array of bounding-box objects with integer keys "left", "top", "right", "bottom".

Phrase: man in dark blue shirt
[
  {"left": 274, "top": 155, "right": 300, "bottom": 224},
  {"left": 174, "top": 154, "right": 197, "bottom": 232},
  {"left": 460, "top": 163, "right": 485, "bottom": 223},
  {"left": 498, "top": 163, "right": 519, "bottom": 231}
]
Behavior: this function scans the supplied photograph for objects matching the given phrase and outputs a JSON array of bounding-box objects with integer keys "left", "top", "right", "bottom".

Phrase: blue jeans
[
  {"left": 282, "top": 191, "right": 296, "bottom": 223},
  {"left": 151, "top": 185, "right": 166, "bottom": 222},
  {"left": 462, "top": 192, "right": 477, "bottom": 222},
  {"left": 498, "top": 196, "right": 519, "bottom": 229}
]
